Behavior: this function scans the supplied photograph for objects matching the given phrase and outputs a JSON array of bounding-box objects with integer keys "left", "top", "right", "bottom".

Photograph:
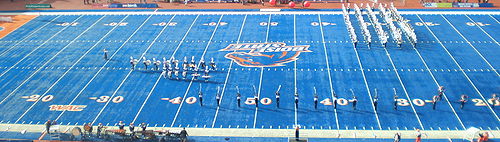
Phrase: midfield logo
[{"left": 219, "top": 42, "right": 311, "bottom": 67}]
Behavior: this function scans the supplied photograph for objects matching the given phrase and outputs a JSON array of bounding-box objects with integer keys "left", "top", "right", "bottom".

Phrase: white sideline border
[{"left": 0, "top": 11, "right": 499, "bottom": 16}]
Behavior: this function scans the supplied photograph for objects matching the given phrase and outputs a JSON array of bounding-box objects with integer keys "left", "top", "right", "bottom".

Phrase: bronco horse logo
[{"left": 219, "top": 42, "right": 311, "bottom": 67}]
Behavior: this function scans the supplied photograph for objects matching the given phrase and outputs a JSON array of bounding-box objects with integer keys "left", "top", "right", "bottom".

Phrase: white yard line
[
  {"left": 0, "top": 15, "right": 85, "bottom": 105},
  {"left": 0, "top": 16, "right": 62, "bottom": 58},
  {"left": 440, "top": 15, "right": 499, "bottom": 77},
  {"left": 53, "top": 15, "right": 130, "bottom": 121},
  {"left": 293, "top": 14, "right": 298, "bottom": 127},
  {"left": 382, "top": 42, "right": 426, "bottom": 130},
  {"left": 253, "top": 67, "right": 264, "bottom": 129},
  {"left": 416, "top": 14, "right": 500, "bottom": 122},
  {"left": 128, "top": 15, "right": 176, "bottom": 123},
  {"left": 170, "top": 15, "right": 224, "bottom": 127},
  {"left": 211, "top": 14, "right": 248, "bottom": 128},
  {"left": 348, "top": 17, "right": 383, "bottom": 130},
  {"left": 14, "top": 15, "right": 107, "bottom": 123},
  {"left": 132, "top": 15, "right": 198, "bottom": 123},
  {"left": 488, "top": 14, "right": 500, "bottom": 24},
  {"left": 90, "top": 14, "right": 165, "bottom": 124},
  {"left": 317, "top": 14, "right": 340, "bottom": 130},
  {"left": 253, "top": 14, "right": 272, "bottom": 129},
  {"left": 464, "top": 15, "right": 500, "bottom": 48}
]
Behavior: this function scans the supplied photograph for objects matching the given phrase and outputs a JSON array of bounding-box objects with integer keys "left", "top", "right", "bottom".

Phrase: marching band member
[
  {"left": 190, "top": 56, "right": 196, "bottom": 70},
  {"left": 143, "top": 57, "right": 151, "bottom": 70},
  {"left": 210, "top": 58, "right": 217, "bottom": 71}
]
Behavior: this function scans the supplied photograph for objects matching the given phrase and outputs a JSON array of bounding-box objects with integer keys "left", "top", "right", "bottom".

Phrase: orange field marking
[{"left": 0, "top": 15, "right": 38, "bottom": 39}]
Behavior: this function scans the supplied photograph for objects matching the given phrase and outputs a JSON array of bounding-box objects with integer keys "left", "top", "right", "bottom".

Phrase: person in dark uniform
[
  {"left": 45, "top": 120, "right": 52, "bottom": 134},
  {"left": 200, "top": 59, "right": 206, "bottom": 69},
  {"left": 210, "top": 58, "right": 217, "bottom": 71},
  {"left": 180, "top": 128, "right": 188, "bottom": 142},
  {"left": 88, "top": 123, "right": 93, "bottom": 136},
  {"left": 254, "top": 94, "right": 259, "bottom": 108},
  {"left": 163, "top": 57, "right": 168, "bottom": 69},
  {"left": 432, "top": 95, "right": 439, "bottom": 110},
  {"left": 294, "top": 92, "right": 299, "bottom": 109},
  {"left": 313, "top": 87, "right": 318, "bottom": 109},
  {"left": 393, "top": 95, "right": 399, "bottom": 110},
  {"left": 491, "top": 94, "right": 498, "bottom": 109},
  {"left": 190, "top": 56, "right": 196, "bottom": 71},
  {"left": 130, "top": 57, "right": 137, "bottom": 70},
  {"left": 394, "top": 132, "right": 401, "bottom": 142},
  {"left": 140, "top": 123, "right": 147, "bottom": 131},
  {"left": 352, "top": 96, "right": 358, "bottom": 110},
  {"left": 459, "top": 94, "right": 468, "bottom": 109},
  {"left": 216, "top": 86, "right": 221, "bottom": 107},
  {"left": 295, "top": 125, "right": 300, "bottom": 141},
  {"left": 314, "top": 94, "right": 318, "bottom": 109},
  {"left": 118, "top": 121, "right": 125, "bottom": 130},
  {"left": 437, "top": 86, "right": 445, "bottom": 101},
  {"left": 236, "top": 86, "right": 241, "bottom": 107},
  {"left": 143, "top": 57, "right": 151, "bottom": 70},
  {"left": 253, "top": 85, "right": 259, "bottom": 108},
  {"left": 275, "top": 85, "right": 281, "bottom": 108},
  {"left": 237, "top": 92, "right": 241, "bottom": 107},
  {"left": 154, "top": 58, "right": 161, "bottom": 71},
  {"left": 346, "top": 3, "right": 350, "bottom": 13},
  {"left": 199, "top": 85, "right": 203, "bottom": 106},
  {"left": 333, "top": 94, "right": 338, "bottom": 109},
  {"left": 129, "top": 123, "right": 135, "bottom": 137},
  {"left": 216, "top": 94, "right": 221, "bottom": 106},
  {"left": 97, "top": 123, "right": 104, "bottom": 138},
  {"left": 142, "top": 57, "right": 148, "bottom": 70},
  {"left": 103, "top": 49, "right": 108, "bottom": 60},
  {"left": 82, "top": 123, "right": 88, "bottom": 137}
]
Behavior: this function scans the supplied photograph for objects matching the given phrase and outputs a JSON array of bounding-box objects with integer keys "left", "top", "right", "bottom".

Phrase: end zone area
[{"left": 0, "top": 15, "right": 37, "bottom": 38}]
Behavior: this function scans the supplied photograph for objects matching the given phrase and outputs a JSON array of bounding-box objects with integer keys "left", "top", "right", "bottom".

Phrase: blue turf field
[{"left": 0, "top": 11, "right": 498, "bottom": 131}]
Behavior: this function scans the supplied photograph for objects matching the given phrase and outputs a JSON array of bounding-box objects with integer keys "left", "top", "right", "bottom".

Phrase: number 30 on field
[{"left": 94, "top": 96, "right": 124, "bottom": 103}]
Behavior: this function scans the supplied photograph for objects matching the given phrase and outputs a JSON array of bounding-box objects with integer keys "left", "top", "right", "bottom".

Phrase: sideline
[{"left": 0, "top": 123, "right": 498, "bottom": 139}]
